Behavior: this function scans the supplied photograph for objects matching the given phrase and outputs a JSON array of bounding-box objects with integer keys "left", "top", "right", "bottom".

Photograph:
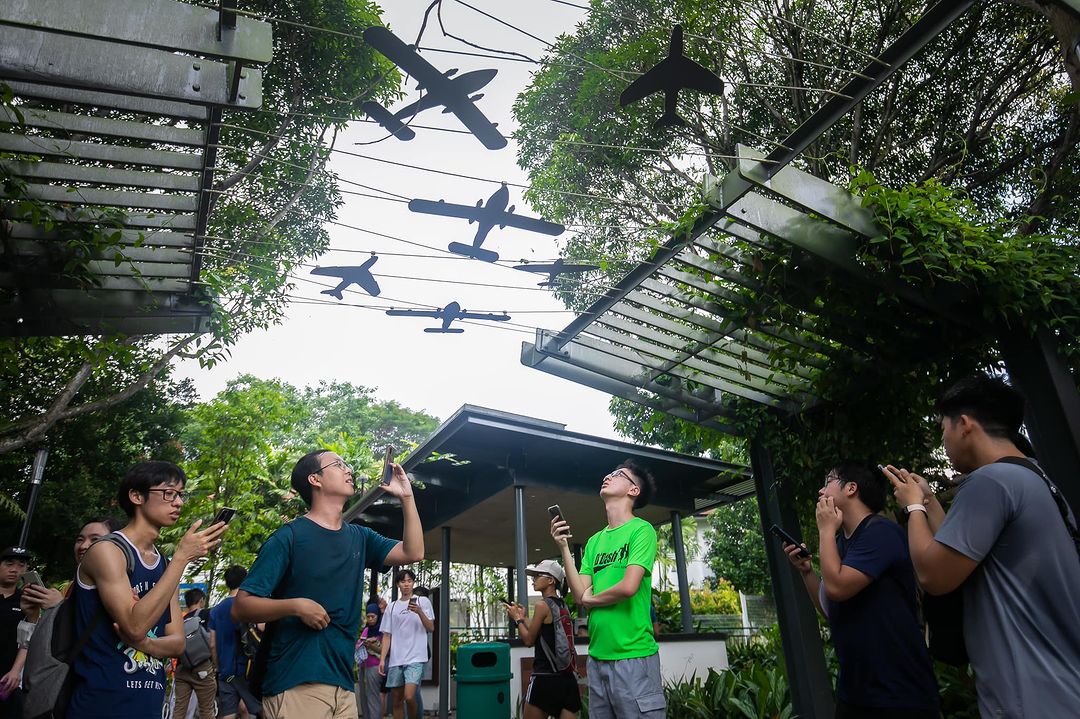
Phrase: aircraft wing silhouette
[
  {"left": 385, "top": 308, "right": 443, "bottom": 318},
  {"left": 408, "top": 198, "right": 480, "bottom": 221},
  {"left": 459, "top": 311, "right": 511, "bottom": 322},
  {"left": 620, "top": 56, "right": 724, "bottom": 107},
  {"left": 364, "top": 27, "right": 507, "bottom": 150},
  {"left": 500, "top": 215, "right": 565, "bottom": 236},
  {"left": 513, "top": 262, "right": 598, "bottom": 274}
]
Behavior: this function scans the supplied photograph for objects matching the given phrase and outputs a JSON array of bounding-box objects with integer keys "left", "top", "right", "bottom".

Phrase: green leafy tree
[{"left": 705, "top": 498, "right": 772, "bottom": 597}]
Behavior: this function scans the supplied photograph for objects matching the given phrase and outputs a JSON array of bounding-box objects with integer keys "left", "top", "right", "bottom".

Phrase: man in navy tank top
[
  {"left": 233, "top": 451, "right": 425, "bottom": 719},
  {"left": 67, "top": 461, "right": 228, "bottom": 719}
]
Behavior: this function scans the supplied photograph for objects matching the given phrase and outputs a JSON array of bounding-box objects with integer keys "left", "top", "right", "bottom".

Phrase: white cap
[{"left": 525, "top": 559, "right": 565, "bottom": 583}]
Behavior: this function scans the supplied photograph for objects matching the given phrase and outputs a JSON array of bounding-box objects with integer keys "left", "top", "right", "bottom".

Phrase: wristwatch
[
  {"left": 515, "top": 618, "right": 526, "bottom": 626},
  {"left": 905, "top": 503, "right": 928, "bottom": 515}
]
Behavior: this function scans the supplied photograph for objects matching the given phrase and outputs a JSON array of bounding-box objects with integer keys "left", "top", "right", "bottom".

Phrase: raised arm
[
  {"left": 552, "top": 517, "right": 592, "bottom": 602},
  {"left": 506, "top": 598, "right": 550, "bottom": 647},
  {"left": 382, "top": 464, "right": 425, "bottom": 565}
]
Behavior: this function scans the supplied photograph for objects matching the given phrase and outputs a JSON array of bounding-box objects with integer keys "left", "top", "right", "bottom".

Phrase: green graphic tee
[{"left": 580, "top": 516, "right": 658, "bottom": 660}]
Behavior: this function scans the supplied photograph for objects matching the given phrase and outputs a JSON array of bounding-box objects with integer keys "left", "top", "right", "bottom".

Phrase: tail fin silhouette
[
  {"left": 321, "top": 288, "right": 344, "bottom": 300},
  {"left": 655, "top": 108, "right": 687, "bottom": 129}
]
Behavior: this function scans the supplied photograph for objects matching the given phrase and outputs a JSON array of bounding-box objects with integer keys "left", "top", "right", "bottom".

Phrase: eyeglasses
[
  {"left": 606, "top": 468, "right": 637, "bottom": 486},
  {"left": 822, "top": 473, "right": 843, "bottom": 489},
  {"left": 316, "top": 459, "right": 352, "bottom": 474},
  {"left": 146, "top": 488, "right": 188, "bottom": 503}
]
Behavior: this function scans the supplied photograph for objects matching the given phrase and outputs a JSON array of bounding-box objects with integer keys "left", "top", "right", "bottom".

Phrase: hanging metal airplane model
[
  {"left": 362, "top": 26, "right": 507, "bottom": 149},
  {"left": 619, "top": 25, "right": 725, "bottom": 129},
  {"left": 512, "top": 258, "right": 600, "bottom": 287},
  {"left": 310, "top": 256, "right": 381, "bottom": 298},
  {"left": 408, "top": 184, "right": 565, "bottom": 262},
  {"left": 385, "top": 301, "right": 511, "bottom": 333}
]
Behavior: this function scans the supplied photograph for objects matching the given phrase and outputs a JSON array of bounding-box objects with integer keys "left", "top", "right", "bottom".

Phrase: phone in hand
[
  {"left": 212, "top": 507, "right": 237, "bottom": 526},
  {"left": 409, "top": 596, "right": 418, "bottom": 607},
  {"left": 769, "top": 524, "right": 810, "bottom": 558},
  {"left": 381, "top": 446, "right": 395, "bottom": 486},
  {"left": 548, "top": 504, "right": 563, "bottom": 521},
  {"left": 22, "top": 570, "right": 43, "bottom": 587}
]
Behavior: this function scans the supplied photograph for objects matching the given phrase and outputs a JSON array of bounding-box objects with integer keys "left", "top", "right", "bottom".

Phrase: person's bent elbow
[{"left": 231, "top": 591, "right": 258, "bottom": 623}]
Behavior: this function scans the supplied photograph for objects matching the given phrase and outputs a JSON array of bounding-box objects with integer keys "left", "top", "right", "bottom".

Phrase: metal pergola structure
[
  {"left": 0, "top": 0, "right": 271, "bottom": 336},
  {"left": 521, "top": 2, "right": 1080, "bottom": 717}
]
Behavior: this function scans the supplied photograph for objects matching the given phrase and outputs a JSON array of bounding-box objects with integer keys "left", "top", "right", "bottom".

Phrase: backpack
[
  {"left": 536, "top": 597, "right": 577, "bottom": 675},
  {"left": 23, "top": 533, "right": 136, "bottom": 719},
  {"left": 178, "top": 611, "right": 213, "bottom": 669}
]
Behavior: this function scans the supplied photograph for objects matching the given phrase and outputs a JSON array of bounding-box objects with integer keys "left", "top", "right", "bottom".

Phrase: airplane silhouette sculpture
[
  {"left": 311, "top": 256, "right": 381, "bottom": 299},
  {"left": 408, "top": 184, "right": 565, "bottom": 263},
  {"left": 362, "top": 26, "right": 506, "bottom": 149},
  {"left": 619, "top": 25, "right": 725, "bottom": 129},
  {"left": 512, "top": 258, "right": 600, "bottom": 287},
  {"left": 385, "top": 301, "right": 510, "bottom": 334}
]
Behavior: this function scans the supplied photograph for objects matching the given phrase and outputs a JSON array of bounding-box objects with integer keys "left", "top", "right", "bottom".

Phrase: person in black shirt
[
  {"left": 782, "top": 461, "right": 939, "bottom": 719},
  {"left": 505, "top": 560, "right": 581, "bottom": 719},
  {"left": 0, "top": 546, "right": 31, "bottom": 719}
]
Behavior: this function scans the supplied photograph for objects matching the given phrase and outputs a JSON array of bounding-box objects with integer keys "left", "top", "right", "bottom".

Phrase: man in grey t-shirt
[{"left": 885, "top": 374, "right": 1080, "bottom": 718}]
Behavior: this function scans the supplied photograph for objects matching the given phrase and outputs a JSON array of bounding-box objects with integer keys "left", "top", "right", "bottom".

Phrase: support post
[
  {"left": 368, "top": 567, "right": 378, "bottom": 601},
  {"left": 439, "top": 527, "right": 451, "bottom": 719},
  {"left": 750, "top": 435, "right": 834, "bottom": 719},
  {"left": 514, "top": 484, "right": 529, "bottom": 605},
  {"left": 507, "top": 567, "right": 516, "bottom": 638},
  {"left": 999, "top": 326, "right": 1080, "bottom": 511},
  {"left": 572, "top": 543, "right": 583, "bottom": 571},
  {"left": 18, "top": 448, "right": 48, "bottom": 548},
  {"left": 670, "top": 512, "right": 693, "bottom": 633}
]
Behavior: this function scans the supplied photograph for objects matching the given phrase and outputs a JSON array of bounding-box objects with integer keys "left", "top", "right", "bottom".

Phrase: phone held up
[
  {"left": 22, "top": 570, "right": 44, "bottom": 587},
  {"left": 380, "top": 445, "right": 395, "bottom": 486},
  {"left": 212, "top": 507, "right": 237, "bottom": 526},
  {"left": 769, "top": 524, "right": 810, "bottom": 558}
]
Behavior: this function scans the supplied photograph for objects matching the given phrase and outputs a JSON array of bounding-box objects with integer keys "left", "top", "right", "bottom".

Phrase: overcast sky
[{"left": 174, "top": 1, "right": 627, "bottom": 438}]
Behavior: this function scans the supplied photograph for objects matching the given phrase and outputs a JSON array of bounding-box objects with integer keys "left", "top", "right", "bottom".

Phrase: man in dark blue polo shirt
[{"left": 783, "top": 461, "right": 938, "bottom": 718}]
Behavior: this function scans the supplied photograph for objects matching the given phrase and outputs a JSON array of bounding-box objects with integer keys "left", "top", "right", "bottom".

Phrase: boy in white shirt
[{"left": 379, "top": 569, "right": 433, "bottom": 719}]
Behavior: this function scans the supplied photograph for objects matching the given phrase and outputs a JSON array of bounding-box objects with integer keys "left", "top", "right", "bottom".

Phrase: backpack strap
[
  {"left": 994, "top": 457, "right": 1080, "bottom": 558},
  {"left": 535, "top": 597, "right": 560, "bottom": 675}
]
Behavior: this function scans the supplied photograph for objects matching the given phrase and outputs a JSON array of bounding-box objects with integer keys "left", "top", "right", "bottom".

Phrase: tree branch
[{"left": 215, "top": 110, "right": 296, "bottom": 193}]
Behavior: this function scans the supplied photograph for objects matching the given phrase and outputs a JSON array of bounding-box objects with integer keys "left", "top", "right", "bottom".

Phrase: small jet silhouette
[
  {"left": 408, "top": 184, "right": 565, "bottom": 263},
  {"left": 385, "top": 301, "right": 511, "bottom": 333},
  {"left": 310, "top": 256, "right": 381, "bottom": 299},
  {"left": 619, "top": 25, "right": 725, "bottom": 129},
  {"left": 362, "top": 26, "right": 506, "bottom": 149},
  {"left": 512, "top": 258, "right": 600, "bottom": 287}
]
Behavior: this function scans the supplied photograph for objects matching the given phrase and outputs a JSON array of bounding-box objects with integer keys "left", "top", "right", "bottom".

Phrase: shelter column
[
  {"left": 670, "top": 512, "right": 693, "bottom": 633},
  {"left": 1000, "top": 325, "right": 1080, "bottom": 511},
  {"left": 514, "top": 484, "right": 529, "bottom": 605},
  {"left": 750, "top": 435, "right": 834, "bottom": 719},
  {"left": 439, "top": 526, "right": 451, "bottom": 719}
]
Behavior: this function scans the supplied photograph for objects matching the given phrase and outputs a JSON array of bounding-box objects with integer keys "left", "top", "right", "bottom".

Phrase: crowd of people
[{"left": 1, "top": 372, "right": 1078, "bottom": 719}]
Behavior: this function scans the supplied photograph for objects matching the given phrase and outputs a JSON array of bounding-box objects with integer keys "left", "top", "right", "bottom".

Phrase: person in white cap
[{"left": 505, "top": 560, "right": 580, "bottom": 719}]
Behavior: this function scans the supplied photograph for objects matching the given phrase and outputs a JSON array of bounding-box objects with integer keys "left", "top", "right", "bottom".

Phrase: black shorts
[{"left": 525, "top": 672, "right": 581, "bottom": 716}]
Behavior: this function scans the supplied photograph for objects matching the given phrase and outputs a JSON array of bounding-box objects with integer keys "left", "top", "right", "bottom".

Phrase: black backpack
[{"left": 23, "top": 533, "right": 138, "bottom": 719}]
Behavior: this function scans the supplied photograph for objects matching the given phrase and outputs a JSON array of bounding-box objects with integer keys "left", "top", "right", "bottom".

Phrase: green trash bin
[{"left": 455, "top": 641, "right": 512, "bottom": 718}]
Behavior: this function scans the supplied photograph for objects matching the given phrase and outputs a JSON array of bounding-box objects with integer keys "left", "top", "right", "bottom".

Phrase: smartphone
[
  {"left": 380, "top": 445, "right": 395, "bottom": 486},
  {"left": 769, "top": 524, "right": 810, "bottom": 558},
  {"left": 409, "top": 596, "right": 418, "bottom": 606},
  {"left": 22, "top": 570, "right": 43, "bottom": 587},
  {"left": 212, "top": 507, "right": 237, "bottom": 526},
  {"left": 547, "top": 504, "right": 563, "bottom": 521}
]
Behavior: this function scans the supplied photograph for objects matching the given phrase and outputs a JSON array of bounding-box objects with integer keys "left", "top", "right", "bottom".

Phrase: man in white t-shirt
[{"left": 379, "top": 569, "right": 433, "bottom": 719}]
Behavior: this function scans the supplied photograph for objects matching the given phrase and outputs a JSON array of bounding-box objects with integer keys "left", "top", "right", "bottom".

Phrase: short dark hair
[
  {"left": 291, "top": 449, "right": 332, "bottom": 507},
  {"left": 395, "top": 568, "right": 416, "bottom": 583},
  {"left": 413, "top": 586, "right": 430, "bottom": 597},
  {"left": 617, "top": 458, "right": 656, "bottom": 509},
  {"left": 184, "top": 587, "right": 205, "bottom": 608},
  {"left": 82, "top": 516, "right": 123, "bottom": 534},
  {"left": 117, "top": 461, "right": 186, "bottom": 517},
  {"left": 224, "top": 565, "right": 248, "bottom": 590},
  {"left": 937, "top": 373, "right": 1025, "bottom": 441},
  {"left": 831, "top": 460, "right": 888, "bottom": 513}
]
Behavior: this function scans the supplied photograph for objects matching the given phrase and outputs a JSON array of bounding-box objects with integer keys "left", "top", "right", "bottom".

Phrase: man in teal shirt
[
  {"left": 234, "top": 451, "right": 425, "bottom": 719},
  {"left": 552, "top": 459, "right": 665, "bottom": 718}
]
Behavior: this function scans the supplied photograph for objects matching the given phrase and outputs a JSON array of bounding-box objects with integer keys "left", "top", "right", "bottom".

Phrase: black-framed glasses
[
  {"left": 317, "top": 459, "right": 352, "bottom": 474},
  {"left": 606, "top": 468, "right": 637, "bottom": 486},
  {"left": 822, "top": 473, "right": 843, "bottom": 489},
  {"left": 146, "top": 488, "right": 188, "bottom": 503}
]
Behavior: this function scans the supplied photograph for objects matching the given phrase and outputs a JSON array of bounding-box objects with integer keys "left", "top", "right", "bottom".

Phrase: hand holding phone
[
  {"left": 769, "top": 524, "right": 810, "bottom": 558},
  {"left": 381, "top": 446, "right": 395, "bottom": 486},
  {"left": 212, "top": 507, "right": 237, "bottom": 526},
  {"left": 21, "top": 570, "right": 43, "bottom": 587}
]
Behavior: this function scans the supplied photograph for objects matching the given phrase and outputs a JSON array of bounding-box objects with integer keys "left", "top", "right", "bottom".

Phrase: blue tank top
[{"left": 66, "top": 531, "right": 170, "bottom": 719}]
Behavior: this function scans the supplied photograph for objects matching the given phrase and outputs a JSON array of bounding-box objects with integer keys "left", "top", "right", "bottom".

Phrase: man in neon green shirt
[{"left": 551, "top": 460, "right": 665, "bottom": 718}]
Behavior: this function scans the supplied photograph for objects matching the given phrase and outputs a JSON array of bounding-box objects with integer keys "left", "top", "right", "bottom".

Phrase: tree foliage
[{"left": 704, "top": 498, "right": 771, "bottom": 596}]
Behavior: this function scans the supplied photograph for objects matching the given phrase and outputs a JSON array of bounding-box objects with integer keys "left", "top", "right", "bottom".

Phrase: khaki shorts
[{"left": 263, "top": 683, "right": 357, "bottom": 719}]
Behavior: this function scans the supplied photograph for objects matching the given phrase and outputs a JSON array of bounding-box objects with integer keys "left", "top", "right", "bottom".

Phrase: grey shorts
[{"left": 586, "top": 653, "right": 666, "bottom": 719}]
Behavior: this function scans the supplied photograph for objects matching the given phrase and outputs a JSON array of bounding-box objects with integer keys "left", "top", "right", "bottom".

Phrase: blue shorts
[{"left": 385, "top": 662, "right": 425, "bottom": 688}]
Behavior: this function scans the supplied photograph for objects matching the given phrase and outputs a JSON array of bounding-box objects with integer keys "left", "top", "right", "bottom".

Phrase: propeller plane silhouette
[
  {"left": 408, "top": 184, "right": 565, "bottom": 262},
  {"left": 619, "top": 25, "right": 725, "bottom": 129},
  {"left": 311, "top": 256, "right": 381, "bottom": 299},
  {"left": 362, "top": 26, "right": 506, "bottom": 149},
  {"left": 512, "top": 258, "right": 599, "bottom": 287},
  {"left": 385, "top": 301, "right": 510, "bottom": 333}
]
